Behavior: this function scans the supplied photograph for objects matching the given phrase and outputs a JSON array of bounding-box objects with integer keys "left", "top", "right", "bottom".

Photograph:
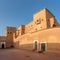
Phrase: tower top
[{"left": 34, "top": 8, "right": 54, "bottom": 17}]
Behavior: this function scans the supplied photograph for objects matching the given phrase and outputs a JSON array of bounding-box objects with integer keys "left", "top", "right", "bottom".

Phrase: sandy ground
[{"left": 0, "top": 49, "right": 60, "bottom": 60}]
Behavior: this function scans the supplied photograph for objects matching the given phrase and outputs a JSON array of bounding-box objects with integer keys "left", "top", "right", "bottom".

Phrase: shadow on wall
[{"left": 14, "top": 42, "right": 60, "bottom": 52}]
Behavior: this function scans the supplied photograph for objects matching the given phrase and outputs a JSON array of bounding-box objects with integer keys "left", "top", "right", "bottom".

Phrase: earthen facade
[{"left": 0, "top": 8, "right": 60, "bottom": 52}]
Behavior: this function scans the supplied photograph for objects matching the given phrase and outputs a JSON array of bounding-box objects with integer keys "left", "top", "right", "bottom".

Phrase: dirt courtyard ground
[{"left": 0, "top": 49, "right": 60, "bottom": 60}]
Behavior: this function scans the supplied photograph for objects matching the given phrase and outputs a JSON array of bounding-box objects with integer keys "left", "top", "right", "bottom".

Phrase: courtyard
[{"left": 0, "top": 49, "right": 60, "bottom": 60}]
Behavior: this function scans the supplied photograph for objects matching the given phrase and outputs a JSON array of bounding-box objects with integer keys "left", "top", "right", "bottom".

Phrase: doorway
[
  {"left": 41, "top": 43, "right": 46, "bottom": 52},
  {"left": 33, "top": 40, "right": 38, "bottom": 50},
  {"left": 1, "top": 42, "right": 6, "bottom": 49},
  {"left": 2, "top": 44, "right": 4, "bottom": 48},
  {"left": 34, "top": 41, "right": 37, "bottom": 50}
]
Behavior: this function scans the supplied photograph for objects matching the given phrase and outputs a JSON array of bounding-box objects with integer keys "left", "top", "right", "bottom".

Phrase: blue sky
[{"left": 0, "top": 0, "right": 60, "bottom": 36}]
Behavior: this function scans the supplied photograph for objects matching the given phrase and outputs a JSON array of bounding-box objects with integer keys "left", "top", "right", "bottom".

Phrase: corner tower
[
  {"left": 5, "top": 27, "right": 16, "bottom": 47},
  {"left": 33, "top": 8, "right": 59, "bottom": 30}
]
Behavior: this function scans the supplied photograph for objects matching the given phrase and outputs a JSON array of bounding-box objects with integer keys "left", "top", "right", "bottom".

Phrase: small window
[
  {"left": 37, "top": 20, "right": 39, "bottom": 22},
  {"left": 36, "top": 19, "right": 41, "bottom": 25},
  {"left": 8, "top": 32, "right": 9, "bottom": 34}
]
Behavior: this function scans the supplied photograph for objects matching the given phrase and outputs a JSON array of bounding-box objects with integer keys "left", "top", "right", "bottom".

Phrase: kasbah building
[{"left": 0, "top": 8, "right": 60, "bottom": 52}]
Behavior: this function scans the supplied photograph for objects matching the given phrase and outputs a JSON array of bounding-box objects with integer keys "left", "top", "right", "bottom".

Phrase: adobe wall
[
  {"left": 14, "top": 27, "right": 60, "bottom": 52},
  {"left": 0, "top": 36, "right": 6, "bottom": 48},
  {"left": 25, "top": 8, "right": 47, "bottom": 34},
  {"left": 25, "top": 21, "right": 35, "bottom": 33},
  {"left": 24, "top": 8, "right": 59, "bottom": 35},
  {"left": 0, "top": 36, "right": 11, "bottom": 48},
  {"left": 14, "top": 25, "right": 25, "bottom": 38}
]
